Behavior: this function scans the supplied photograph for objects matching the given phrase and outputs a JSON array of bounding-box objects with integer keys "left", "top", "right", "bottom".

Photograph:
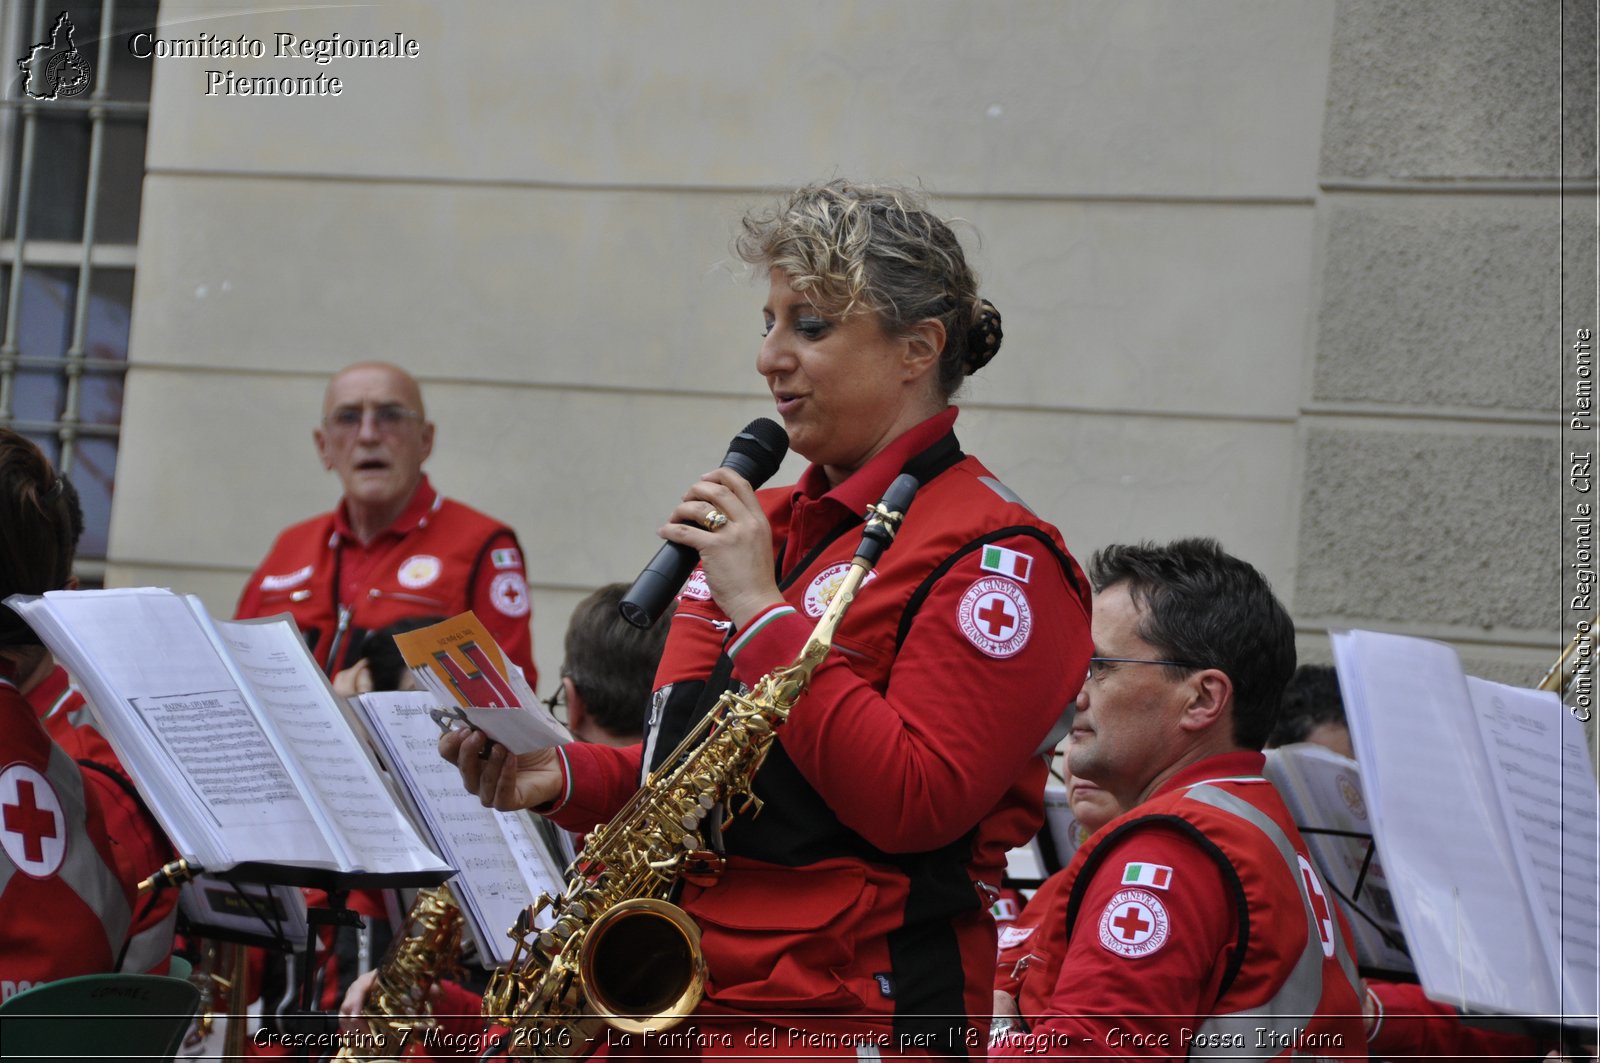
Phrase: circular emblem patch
[
  {"left": 679, "top": 568, "right": 712, "bottom": 602},
  {"left": 957, "top": 577, "right": 1032, "bottom": 658},
  {"left": 397, "top": 554, "right": 442, "bottom": 590},
  {"left": 803, "top": 564, "right": 877, "bottom": 617},
  {"left": 1098, "top": 888, "right": 1170, "bottom": 958},
  {"left": 0, "top": 763, "right": 68, "bottom": 878},
  {"left": 489, "top": 572, "right": 530, "bottom": 617},
  {"left": 805, "top": 562, "right": 852, "bottom": 618},
  {"left": 1337, "top": 772, "right": 1366, "bottom": 819}
]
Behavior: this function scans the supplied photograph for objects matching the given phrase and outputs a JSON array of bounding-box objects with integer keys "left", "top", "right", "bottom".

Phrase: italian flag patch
[
  {"left": 490, "top": 548, "right": 522, "bottom": 570},
  {"left": 980, "top": 544, "right": 1032, "bottom": 583},
  {"left": 1122, "top": 862, "right": 1173, "bottom": 890}
]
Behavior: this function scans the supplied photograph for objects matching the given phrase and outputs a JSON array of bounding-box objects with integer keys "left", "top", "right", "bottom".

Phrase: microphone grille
[{"left": 729, "top": 417, "right": 790, "bottom": 482}]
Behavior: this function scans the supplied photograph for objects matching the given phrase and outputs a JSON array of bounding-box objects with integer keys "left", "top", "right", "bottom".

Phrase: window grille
[{"left": 1, "top": 0, "right": 157, "bottom": 583}]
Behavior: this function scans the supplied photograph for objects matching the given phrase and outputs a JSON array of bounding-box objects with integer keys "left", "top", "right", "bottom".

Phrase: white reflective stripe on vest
[
  {"left": 1181, "top": 784, "right": 1362, "bottom": 1058},
  {"left": 120, "top": 905, "right": 180, "bottom": 974}
]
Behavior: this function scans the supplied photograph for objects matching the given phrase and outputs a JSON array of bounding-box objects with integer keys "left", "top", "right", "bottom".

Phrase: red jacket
[
  {"left": 1365, "top": 980, "right": 1544, "bottom": 1061},
  {"left": 236, "top": 476, "right": 536, "bottom": 684},
  {"left": 993, "top": 752, "right": 1366, "bottom": 1060},
  {"left": 548, "top": 409, "right": 1092, "bottom": 1052},
  {"left": 1, "top": 674, "right": 134, "bottom": 1000},
  {"left": 26, "top": 665, "right": 179, "bottom": 976}
]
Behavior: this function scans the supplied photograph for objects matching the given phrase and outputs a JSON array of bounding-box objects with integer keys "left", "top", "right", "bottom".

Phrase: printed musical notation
[{"left": 353, "top": 691, "right": 569, "bottom": 965}]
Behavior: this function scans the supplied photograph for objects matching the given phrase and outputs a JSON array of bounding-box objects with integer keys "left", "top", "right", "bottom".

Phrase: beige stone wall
[
  {"left": 110, "top": 0, "right": 1579, "bottom": 691},
  {"left": 1295, "top": 0, "right": 1593, "bottom": 682}
]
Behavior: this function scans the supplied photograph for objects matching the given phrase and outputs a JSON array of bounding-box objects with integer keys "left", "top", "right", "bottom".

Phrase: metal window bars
[{"left": 1, "top": 0, "right": 150, "bottom": 571}]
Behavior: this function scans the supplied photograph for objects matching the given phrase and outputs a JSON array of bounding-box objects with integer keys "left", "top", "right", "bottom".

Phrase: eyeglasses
[
  {"left": 323, "top": 403, "right": 422, "bottom": 434},
  {"left": 541, "top": 684, "right": 566, "bottom": 717},
  {"left": 1086, "top": 656, "right": 1207, "bottom": 683}
]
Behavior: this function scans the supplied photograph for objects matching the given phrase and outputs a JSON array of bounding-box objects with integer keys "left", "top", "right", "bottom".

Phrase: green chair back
[{"left": 0, "top": 972, "right": 201, "bottom": 1062}]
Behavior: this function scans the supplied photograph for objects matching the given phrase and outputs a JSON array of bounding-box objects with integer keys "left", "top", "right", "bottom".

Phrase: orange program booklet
[{"left": 394, "top": 611, "right": 570, "bottom": 753}]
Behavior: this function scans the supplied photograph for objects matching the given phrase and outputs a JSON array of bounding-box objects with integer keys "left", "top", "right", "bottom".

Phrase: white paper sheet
[
  {"left": 354, "top": 692, "right": 567, "bottom": 965},
  {"left": 1467, "top": 677, "right": 1600, "bottom": 1024},
  {"left": 1332, "top": 629, "right": 1560, "bottom": 1016},
  {"left": 216, "top": 617, "right": 449, "bottom": 876}
]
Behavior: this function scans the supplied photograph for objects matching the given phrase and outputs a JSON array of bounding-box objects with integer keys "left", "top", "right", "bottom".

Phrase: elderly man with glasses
[
  {"left": 233, "top": 362, "right": 539, "bottom": 1047},
  {"left": 236, "top": 361, "right": 536, "bottom": 683},
  {"left": 991, "top": 538, "right": 1366, "bottom": 1061}
]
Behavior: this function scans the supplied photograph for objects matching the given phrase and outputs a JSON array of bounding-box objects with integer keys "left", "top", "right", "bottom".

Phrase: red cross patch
[
  {"left": 957, "top": 577, "right": 1033, "bottom": 658},
  {"left": 1297, "top": 854, "right": 1336, "bottom": 957},
  {"left": 489, "top": 572, "right": 530, "bottom": 618},
  {"left": 0, "top": 763, "right": 67, "bottom": 878},
  {"left": 1097, "top": 887, "right": 1170, "bottom": 958}
]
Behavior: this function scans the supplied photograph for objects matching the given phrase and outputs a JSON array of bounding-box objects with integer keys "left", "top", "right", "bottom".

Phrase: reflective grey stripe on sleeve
[
  {"left": 978, "top": 476, "right": 1036, "bottom": 514},
  {"left": 1181, "top": 784, "right": 1361, "bottom": 1059},
  {"left": 46, "top": 740, "right": 134, "bottom": 958},
  {"left": 120, "top": 906, "right": 180, "bottom": 974}
]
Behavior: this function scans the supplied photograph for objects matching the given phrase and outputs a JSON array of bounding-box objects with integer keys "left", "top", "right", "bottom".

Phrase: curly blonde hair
[{"left": 735, "top": 180, "right": 1002, "bottom": 398}]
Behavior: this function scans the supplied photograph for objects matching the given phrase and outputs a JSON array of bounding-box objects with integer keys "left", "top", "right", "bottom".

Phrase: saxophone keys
[{"left": 682, "top": 850, "right": 726, "bottom": 887}]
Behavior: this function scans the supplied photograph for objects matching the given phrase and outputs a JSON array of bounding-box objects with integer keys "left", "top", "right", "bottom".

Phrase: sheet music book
[
  {"left": 4, "top": 587, "right": 454, "bottom": 889},
  {"left": 1262, "top": 743, "right": 1413, "bottom": 977},
  {"left": 351, "top": 690, "right": 567, "bottom": 966},
  {"left": 1331, "top": 629, "right": 1599, "bottom": 1027}
]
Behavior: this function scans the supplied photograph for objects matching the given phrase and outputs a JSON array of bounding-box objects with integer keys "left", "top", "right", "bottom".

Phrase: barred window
[{"left": 1, "top": 0, "right": 158, "bottom": 583}]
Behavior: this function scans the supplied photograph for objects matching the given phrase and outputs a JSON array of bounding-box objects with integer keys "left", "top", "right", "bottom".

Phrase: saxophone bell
[{"left": 579, "top": 898, "right": 706, "bottom": 1034}]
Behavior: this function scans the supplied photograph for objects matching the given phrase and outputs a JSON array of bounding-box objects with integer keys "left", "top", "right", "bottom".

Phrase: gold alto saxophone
[
  {"left": 333, "top": 884, "right": 466, "bottom": 1062},
  {"left": 485, "top": 474, "right": 920, "bottom": 1059}
]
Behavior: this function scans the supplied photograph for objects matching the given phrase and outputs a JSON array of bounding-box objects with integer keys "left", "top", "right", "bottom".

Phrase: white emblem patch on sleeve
[
  {"left": 1297, "top": 854, "right": 1337, "bottom": 958},
  {"left": 957, "top": 577, "right": 1033, "bottom": 658},
  {"left": 489, "top": 572, "right": 530, "bottom": 617},
  {"left": 1098, "top": 888, "right": 1170, "bottom": 958},
  {"left": 0, "top": 764, "right": 67, "bottom": 877}
]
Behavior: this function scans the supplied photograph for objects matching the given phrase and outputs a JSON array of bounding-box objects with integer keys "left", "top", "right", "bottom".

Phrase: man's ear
[
  {"left": 419, "top": 420, "right": 436, "bottom": 464},
  {"left": 314, "top": 426, "right": 333, "bottom": 470},
  {"left": 902, "top": 318, "right": 946, "bottom": 382},
  {"left": 1178, "top": 668, "right": 1232, "bottom": 734},
  {"left": 562, "top": 674, "right": 585, "bottom": 735}
]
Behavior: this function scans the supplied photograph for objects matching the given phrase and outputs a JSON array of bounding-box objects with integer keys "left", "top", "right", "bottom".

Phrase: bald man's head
[{"left": 314, "top": 362, "right": 435, "bottom": 540}]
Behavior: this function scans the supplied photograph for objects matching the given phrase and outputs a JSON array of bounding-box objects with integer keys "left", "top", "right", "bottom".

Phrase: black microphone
[{"left": 619, "top": 418, "right": 790, "bottom": 629}]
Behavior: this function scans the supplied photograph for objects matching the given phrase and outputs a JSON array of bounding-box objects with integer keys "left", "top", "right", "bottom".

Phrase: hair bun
[{"left": 964, "top": 300, "right": 1002, "bottom": 375}]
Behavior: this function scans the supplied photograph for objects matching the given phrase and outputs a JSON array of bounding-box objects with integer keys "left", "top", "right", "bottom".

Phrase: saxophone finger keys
[{"left": 695, "top": 506, "right": 729, "bottom": 532}]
